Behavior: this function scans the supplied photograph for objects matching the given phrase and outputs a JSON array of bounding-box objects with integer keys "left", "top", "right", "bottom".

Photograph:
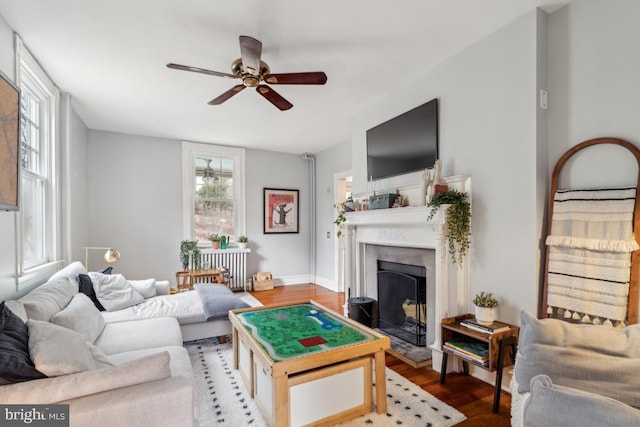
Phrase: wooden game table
[{"left": 229, "top": 300, "right": 390, "bottom": 427}]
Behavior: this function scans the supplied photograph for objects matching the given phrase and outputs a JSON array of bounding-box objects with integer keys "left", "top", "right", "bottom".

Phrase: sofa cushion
[
  {"left": 48, "top": 261, "right": 86, "bottom": 284},
  {"left": 27, "top": 320, "right": 113, "bottom": 377},
  {"left": 100, "top": 291, "right": 206, "bottom": 325},
  {"left": 20, "top": 276, "right": 79, "bottom": 321},
  {"left": 516, "top": 311, "right": 640, "bottom": 408},
  {"left": 89, "top": 273, "right": 144, "bottom": 311},
  {"left": 0, "top": 351, "right": 172, "bottom": 404},
  {"left": 0, "top": 302, "right": 46, "bottom": 385},
  {"left": 129, "top": 279, "right": 157, "bottom": 299},
  {"left": 50, "top": 293, "right": 106, "bottom": 343},
  {"left": 107, "top": 346, "right": 193, "bottom": 379},
  {"left": 524, "top": 375, "right": 640, "bottom": 427},
  {"left": 95, "top": 317, "right": 183, "bottom": 355}
]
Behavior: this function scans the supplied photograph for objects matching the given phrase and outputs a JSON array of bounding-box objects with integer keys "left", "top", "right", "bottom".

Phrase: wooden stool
[{"left": 175, "top": 271, "right": 193, "bottom": 291}]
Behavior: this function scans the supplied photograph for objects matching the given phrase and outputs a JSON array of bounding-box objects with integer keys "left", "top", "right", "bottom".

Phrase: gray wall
[
  {"left": 86, "top": 132, "right": 312, "bottom": 285},
  {"left": 0, "top": 18, "right": 90, "bottom": 300},
  {"left": 0, "top": 15, "right": 17, "bottom": 300},
  {"left": 245, "top": 148, "right": 311, "bottom": 282},
  {"left": 350, "top": 11, "right": 542, "bottom": 323},
  {"left": 314, "top": 140, "right": 351, "bottom": 288}
]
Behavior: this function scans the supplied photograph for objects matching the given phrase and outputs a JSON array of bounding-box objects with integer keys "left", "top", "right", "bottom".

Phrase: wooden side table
[
  {"left": 440, "top": 314, "right": 519, "bottom": 413},
  {"left": 189, "top": 268, "right": 230, "bottom": 287}
]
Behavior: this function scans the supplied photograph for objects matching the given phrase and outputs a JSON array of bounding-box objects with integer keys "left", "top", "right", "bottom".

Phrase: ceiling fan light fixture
[{"left": 168, "top": 36, "right": 326, "bottom": 110}]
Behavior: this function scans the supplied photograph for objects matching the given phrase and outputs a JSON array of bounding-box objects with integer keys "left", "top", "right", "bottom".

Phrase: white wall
[{"left": 350, "top": 11, "right": 542, "bottom": 324}]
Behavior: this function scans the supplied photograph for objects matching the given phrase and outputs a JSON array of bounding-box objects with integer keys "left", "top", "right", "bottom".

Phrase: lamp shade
[{"left": 104, "top": 248, "right": 120, "bottom": 263}]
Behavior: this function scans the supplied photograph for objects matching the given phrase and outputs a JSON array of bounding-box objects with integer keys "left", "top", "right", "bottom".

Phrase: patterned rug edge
[{"left": 186, "top": 339, "right": 466, "bottom": 427}]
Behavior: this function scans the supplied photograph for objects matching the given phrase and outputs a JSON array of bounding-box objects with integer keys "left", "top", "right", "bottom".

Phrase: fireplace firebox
[{"left": 376, "top": 260, "right": 426, "bottom": 347}]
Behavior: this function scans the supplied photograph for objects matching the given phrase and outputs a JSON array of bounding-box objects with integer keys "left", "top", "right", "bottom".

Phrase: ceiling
[{"left": 0, "top": 0, "right": 569, "bottom": 154}]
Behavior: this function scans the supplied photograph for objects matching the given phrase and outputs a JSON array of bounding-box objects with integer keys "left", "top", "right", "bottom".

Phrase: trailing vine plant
[
  {"left": 333, "top": 203, "right": 347, "bottom": 237},
  {"left": 333, "top": 196, "right": 354, "bottom": 237},
  {"left": 427, "top": 190, "right": 471, "bottom": 266}
]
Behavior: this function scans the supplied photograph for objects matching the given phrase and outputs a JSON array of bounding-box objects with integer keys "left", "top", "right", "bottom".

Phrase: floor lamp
[{"left": 84, "top": 247, "right": 120, "bottom": 271}]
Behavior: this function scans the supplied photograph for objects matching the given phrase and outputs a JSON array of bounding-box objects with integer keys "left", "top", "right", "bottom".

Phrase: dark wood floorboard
[{"left": 250, "top": 283, "right": 511, "bottom": 426}]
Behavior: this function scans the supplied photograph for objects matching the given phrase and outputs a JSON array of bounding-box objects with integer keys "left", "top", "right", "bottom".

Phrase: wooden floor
[{"left": 250, "top": 284, "right": 511, "bottom": 427}]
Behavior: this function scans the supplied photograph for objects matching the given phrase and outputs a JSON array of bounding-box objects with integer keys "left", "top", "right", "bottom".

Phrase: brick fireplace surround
[{"left": 342, "top": 175, "right": 470, "bottom": 371}]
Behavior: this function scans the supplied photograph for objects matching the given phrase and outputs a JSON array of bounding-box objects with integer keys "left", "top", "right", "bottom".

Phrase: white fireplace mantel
[{"left": 342, "top": 182, "right": 470, "bottom": 368}]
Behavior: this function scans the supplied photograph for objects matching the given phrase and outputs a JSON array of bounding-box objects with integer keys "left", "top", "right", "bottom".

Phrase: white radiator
[{"left": 199, "top": 248, "right": 250, "bottom": 291}]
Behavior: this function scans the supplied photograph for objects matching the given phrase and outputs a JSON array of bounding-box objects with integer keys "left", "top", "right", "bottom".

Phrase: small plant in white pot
[
  {"left": 237, "top": 235, "right": 248, "bottom": 249},
  {"left": 473, "top": 291, "right": 499, "bottom": 325}
]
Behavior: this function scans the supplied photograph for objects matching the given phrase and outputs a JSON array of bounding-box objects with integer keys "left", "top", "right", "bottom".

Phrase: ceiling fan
[{"left": 167, "top": 36, "right": 327, "bottom": 111}]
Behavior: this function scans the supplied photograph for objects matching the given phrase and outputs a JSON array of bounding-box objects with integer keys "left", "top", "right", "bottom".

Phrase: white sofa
[
  {"left": 0, "top": 261, "right": 246, "bottom": 427},
  {"left": 510, "top": 311, "right": 640, "bottom": 427}
]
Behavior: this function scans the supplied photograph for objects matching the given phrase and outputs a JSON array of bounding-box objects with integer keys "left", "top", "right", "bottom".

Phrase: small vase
[{"left": 474, "top": 306, "right": 495, "bottom": 325}]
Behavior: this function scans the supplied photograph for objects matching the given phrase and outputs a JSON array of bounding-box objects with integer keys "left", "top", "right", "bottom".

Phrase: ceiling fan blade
[
  {"left": 263, "top": 72, "right": 327, "bottom": 85},
  {"left": 256, "top": 85, "right": 293, "bottom": 111},
  {"left": 239, "top": 36, "right": 262, "bottom": 76},
  {"left": 167, "top": 63, "right": 236, "bottom": 79},
  {"left": 208, "top": 85, "right": 246, "bottom": 105}
]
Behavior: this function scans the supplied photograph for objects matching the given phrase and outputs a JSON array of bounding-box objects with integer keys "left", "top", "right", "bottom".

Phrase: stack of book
[
  {"left": 443, "top": 337, "right": 489, "bottom": 367},
  {"left": 460, "top": 318, "right": 510, "bottom": 334}
]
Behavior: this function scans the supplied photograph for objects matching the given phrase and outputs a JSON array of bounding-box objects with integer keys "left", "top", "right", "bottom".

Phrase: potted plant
[
  {"left": 427, "top": 190, "right": 471, "bottom": 266},
  {"left": 179, "top": 240, "right": 201, "bottom": 270},
  {"left": 473, "top": 291, "right": 499, "bottom": 325},
  {"left": 207, "top": 233, "right": 222, "bottom": 249},
  {"left": 237, "top": 235, "right": 249, "bottom": 249}
]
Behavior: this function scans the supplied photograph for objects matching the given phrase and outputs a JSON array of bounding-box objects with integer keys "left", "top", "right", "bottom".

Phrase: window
[
  {"left": 15, "top": 36, "right": 60, "bottom": 287},
  {"left": 182, "top": 142, "right": 245, "bottom": 243}
]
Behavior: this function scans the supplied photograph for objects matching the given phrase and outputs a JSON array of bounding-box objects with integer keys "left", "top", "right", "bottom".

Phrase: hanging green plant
[
  {"left": 333, "top": 203, "right": 347, "bottom": 238},
  {"left": 427, "top": 190, "right": 471, "bottom": 266}
]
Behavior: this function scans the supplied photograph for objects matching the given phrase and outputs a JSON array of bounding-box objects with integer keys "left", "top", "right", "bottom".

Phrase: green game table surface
[{"left": 234, "top": 302, "right": 378, "bottom": 362}]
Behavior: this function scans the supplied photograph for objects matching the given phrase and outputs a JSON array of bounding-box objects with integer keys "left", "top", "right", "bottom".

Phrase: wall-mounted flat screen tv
[
  {"left": 366, "top": 98, "right": 438, "bottom": 180},
  {"left": 0, "top": 70, "right": 20, "bottom": 211}
]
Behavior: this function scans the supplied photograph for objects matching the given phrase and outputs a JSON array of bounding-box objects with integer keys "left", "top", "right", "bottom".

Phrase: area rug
[{"left": 186, "top": 339, "right": 466, "bottom": 427}]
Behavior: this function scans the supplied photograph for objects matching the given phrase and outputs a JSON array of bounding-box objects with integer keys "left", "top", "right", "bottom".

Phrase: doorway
[{"left": 333, "top": 170, "right": 352, "bottom": 293}]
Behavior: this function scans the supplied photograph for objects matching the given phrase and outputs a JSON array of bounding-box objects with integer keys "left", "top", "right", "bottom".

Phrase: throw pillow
[
  {"left": 0, "top": 302, "right": 46, "bottom": 385},
  {"left": 129, "top": 279, "right": 157, "bottom": 299},
  {"left": 78, "top": 274, "right": 106, "bottom": 311},
  {"left": 516, "top": 310, "right": 640, "bottom": 408},
  {"left": 50, "top": 293, "right": 106, "bottom": 343},
  {"left": 200, "top": 295, "right": 250, "bottom": 320},
  {"left": 524, "top": 375, "right": 640, "bottom": 427},
  {"left": 78, "top": 267, "right": 113, "bottom": 311},
  {"left": 27, "top": 319, "right": 113, "bottom": 377},
  {"left": 89, "top": 273, "right": 144, "bottom": 311}
]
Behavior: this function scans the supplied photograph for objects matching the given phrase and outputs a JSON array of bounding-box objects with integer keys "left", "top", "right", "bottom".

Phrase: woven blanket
[{"left": 545, "top": 188, "right": 638, "bottom": 324}]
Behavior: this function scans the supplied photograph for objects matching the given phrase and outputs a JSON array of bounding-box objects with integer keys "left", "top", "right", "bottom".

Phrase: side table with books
[{"left": 440, "top": 313, "right": 519, "bottom": 413}]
